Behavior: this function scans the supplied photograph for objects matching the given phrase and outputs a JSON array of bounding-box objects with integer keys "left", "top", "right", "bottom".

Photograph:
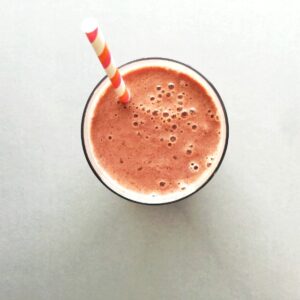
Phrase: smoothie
[{"left": 90, "top": 66, "right": 222, "bottom": 195}]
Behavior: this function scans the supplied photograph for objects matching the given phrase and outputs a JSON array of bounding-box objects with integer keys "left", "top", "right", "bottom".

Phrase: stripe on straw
[
  {"left": 105, "top": 61, "right": 117, "bottom": 78},
  {"left": 82, "top": 18, "right": 130, "bottom": 104},
  {"left": 110, "top": 70, "right": 121, "bottom": 88},
  {"left": 99, "top": 45, "right": 111, "bottom": 68},
  {"left": 91, "top": 34, "right": 105, "bottom": 56},
  {"left": 115, "top": 80, "right": 126, "bottom": 96}
]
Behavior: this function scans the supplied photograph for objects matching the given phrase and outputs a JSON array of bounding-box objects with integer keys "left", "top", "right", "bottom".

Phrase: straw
[{"left": 82, "top": 18, "right": 130, "bottom": 104}]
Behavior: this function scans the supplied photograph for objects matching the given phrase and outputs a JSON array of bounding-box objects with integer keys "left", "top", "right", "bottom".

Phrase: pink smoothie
[{"left": 90, "top": 66, "right": 221, "bottom": 194}]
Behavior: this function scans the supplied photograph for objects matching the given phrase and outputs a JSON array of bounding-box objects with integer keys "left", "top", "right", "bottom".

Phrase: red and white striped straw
[{"left": 82, "top": 18, "right": 130, "bottom": 104}]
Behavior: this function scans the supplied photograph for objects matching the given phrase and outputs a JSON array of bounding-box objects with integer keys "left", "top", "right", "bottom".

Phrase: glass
[{"left": 81, "top": 58, "right": 229, "bottom": 205}]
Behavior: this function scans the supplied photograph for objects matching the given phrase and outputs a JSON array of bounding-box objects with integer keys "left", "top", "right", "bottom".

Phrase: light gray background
[{"left": 1, "top": 0, "right": 299, "bottom": 299}]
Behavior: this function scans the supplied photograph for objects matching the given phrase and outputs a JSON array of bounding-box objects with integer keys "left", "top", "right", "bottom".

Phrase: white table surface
[{"left": 1, "top": 0, "right": 299, "bottom": 299}]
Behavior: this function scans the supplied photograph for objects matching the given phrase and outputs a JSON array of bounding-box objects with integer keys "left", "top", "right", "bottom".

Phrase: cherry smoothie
[{"left": 89, "top": 66, "right": 222, "bottom": 195}]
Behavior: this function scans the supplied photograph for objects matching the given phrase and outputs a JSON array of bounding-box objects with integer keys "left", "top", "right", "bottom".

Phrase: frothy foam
[{"left": 83, "top": 59, "right": 228, "bottom": 204}]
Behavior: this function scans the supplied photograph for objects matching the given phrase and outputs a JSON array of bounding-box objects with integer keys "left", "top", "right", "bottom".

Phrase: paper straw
[{"left": 82, "top": 18, "right": 130, "bottom": 104}]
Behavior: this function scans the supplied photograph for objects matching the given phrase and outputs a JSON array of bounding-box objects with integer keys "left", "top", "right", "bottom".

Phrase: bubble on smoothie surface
[
  {"left": 168, "top": 83, "right": 175, "bottom": 90},
  {"left": 150, "top": 96, "right": 155, "bottom": 101},
  {"left": 177, "top": 94, "right": 183, "bottom": 99},
  {"left": 181, "top": 111, "right": 188, "bottom": 118},
  {"left": 166, "top": 92, "right": 171, "bottom": 97},
  {"left": 133, "top": 121, "right": 139, "bottom": 127},
  {"left": 189, "top": 108, "right": 196, "bottom": 115},
  {"left": 159, "top": 181, "right": 166, "bottom": 187},
  {"left": 189, "top": 162, "right": 199, "bottom": 172},
  {"left": 206, "top": 155, "right": 215, "bottom": 167},
  {"left": 156, "top": 85, "right": 162, "bottom": 91},
  {"left": 163, "top": 112, "right": 169, "bottom": 118},
  {"left": 186, "top": 149, "right": 192, "bottom": 155},
  {"left": 179, "top": 181, "right": 187, "bottom": 191},
  {"left": 170, "top": 136, "right": 177, "bottom": 142},
  {"left": 192, "top": 124, "right": 197, "bottom": 130}
]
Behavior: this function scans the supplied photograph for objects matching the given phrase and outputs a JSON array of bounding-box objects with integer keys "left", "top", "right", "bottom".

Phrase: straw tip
[{"left": 81, "top": 18, "right": 99, "bottom": 33}]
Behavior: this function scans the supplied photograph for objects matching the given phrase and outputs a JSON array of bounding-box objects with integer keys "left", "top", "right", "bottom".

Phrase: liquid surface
[{"left": 90, "top": 66, "right": 221, "bottom": 194}]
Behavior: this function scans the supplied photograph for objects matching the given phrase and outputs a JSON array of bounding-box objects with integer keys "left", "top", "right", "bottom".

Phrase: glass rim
[{"left": 81, "top": 57, "right": 229, "bottom": 205}]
